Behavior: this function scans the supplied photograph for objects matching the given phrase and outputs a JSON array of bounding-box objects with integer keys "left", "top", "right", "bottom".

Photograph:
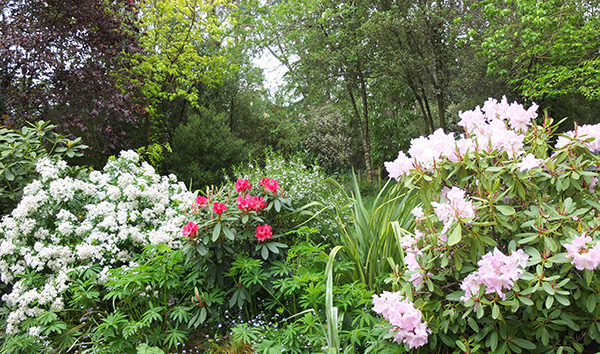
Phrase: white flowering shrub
[
  {"left": 370, "top": 97, "right": 600, "bottom": 353},
  {"left": 0, "top": 151, "right": 193, "bottom": 339},
  {"left": 231, "top": 150, "right": 350, "bottom": 240}
]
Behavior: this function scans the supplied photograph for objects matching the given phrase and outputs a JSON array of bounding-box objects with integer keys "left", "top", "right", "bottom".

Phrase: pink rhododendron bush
[{"left": 376, "top": 97, "right": 600, "bottom": 353}]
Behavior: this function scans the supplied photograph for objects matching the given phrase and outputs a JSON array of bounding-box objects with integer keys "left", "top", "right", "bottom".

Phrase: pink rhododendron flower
[
  {"left": 385, "top": 151, "right": 413, "bottom": 180},
  {"left": 259, "top": 178, "right": 280, "bottom": 194},
  {"left": 564, "top": 235, "right": 600, "bottom": 270},
  {"left": 411, "top": 206, "right": 424, "bottom": 219},
  {"left": 555, "top": 123, "right": 600, "bottom": 151},
  {"left": 212, "top": 202, "right": 227, "bottom": 215},
  {"left": 195, "top": 196, "right": 208, "bottom": 207},
  {"left": 516, "top": 153, "right": 544, "bottom": 172},
  {"left": 182, "top": 221, "right": 198, "bottom": 238},
  {"left": 255, "top": 224, "right": 273, "bottom": 242},
  {"left": 431, "top": 187, "right": 475, "bottom": 228},
  {"left": 384, "top": 97, "right": 538, "bottom": 179},
  {"left": 235, "top": 179, "right": 252, "bottom": 193},
  {"left": 460, "top": 248, "right": 529, "bottom": 303},
  {"left": 372, "top": 291, "right": 430, "bottom": 349}
]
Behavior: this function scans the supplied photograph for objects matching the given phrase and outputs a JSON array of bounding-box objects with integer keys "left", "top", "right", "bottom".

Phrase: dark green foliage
[
  {"left": 164, "top": 107, "right": 246, "bottom": 187},
  {"left": 0, "top": 121, "right": 86, "bottom": 215}
]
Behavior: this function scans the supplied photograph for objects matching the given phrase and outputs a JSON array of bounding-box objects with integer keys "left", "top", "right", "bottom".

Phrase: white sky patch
[{"left": 252, "top": 49, "right": 288, "bottom": 96}]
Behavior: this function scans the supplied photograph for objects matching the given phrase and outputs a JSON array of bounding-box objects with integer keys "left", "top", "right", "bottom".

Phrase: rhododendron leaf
[
  {"left": 545, "top": 295, "right": 554, "bottom": 309},
  {"left": 547, "top": 253, "right": 569, "bottom": 264},
  {"left": 448, "top": 224, "right": 462, "bottom": 246},
  {"left": 266, "top": 243, "right": 279, "bottom": 254},
  {"left": 487, "top": 330, "right": 498, "bottom": 351},
  {"left": 542, "top": 282, "right": 555, "bottom": 295},
  {"left": 241, "top": 214, "right": 249, "bottom": 224},
  {"left": 495, "top": 205, "right": 516, "bottom": 216},
  {"left": 518, "top": 296, "right": 533, "bottom": 306},
  {"left": 587, "top": 295, "right": 597, "bottom": 313},
  {"left": 446, "top": 291, "right": 463, "bottom": 301},
  {"left": 223, "top": 226, "right": 235, "bottom": 241},
  {"left": 560, "top": 313, "right": 579, "bottom": 331},
  {"left": 518, "top": 234, "right": 539, "bottom": 245},
  {"left": 261, "top": 246, "right": 269, "bottom": 260},
  {"left": 585, "top": 269, "right": 593, "bottom": 286},
  {"left": 195, "top": 244, "right": 208, "bottom": 257},
  {"left": 467, "top": 317, "right": 479, "bottom": 332},
  {"left": 274, "top": 199, "right": 281, "bottom": 212},
  {"left": 476, "top": 303, "right": 484, "bottom": 318},
  {"left": 455, "top": 340, "right": 467, "bottom": 352},
  {"left": 555, "top": 294, "right": 570, "bottom": 307},
  {"left": 492, "top": 304, "right": 500, "bottom": 319},
  {"left": 212, "top": 223, "right": 222, "bottom": 242}
]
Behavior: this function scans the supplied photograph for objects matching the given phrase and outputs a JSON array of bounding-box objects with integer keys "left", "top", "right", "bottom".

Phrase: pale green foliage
[
  {"left": 128, "top": 0, "right": 238, "bottom": 115},
  {"left": 479, "top": 0, "right": 600, "bottom": 100}
]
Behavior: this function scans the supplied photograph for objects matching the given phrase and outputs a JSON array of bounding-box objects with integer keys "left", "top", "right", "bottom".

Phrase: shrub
[
  {"left": 0, "top": 151, "right": 192, "bottom": 352},
  {"left": 165, "top": 107, "right": 246, "bottom": 188},
  {"left": 372, "top": 97, "right": 600, "bottom": 353},
  {"left": 0, "top": 120, "right": 86, "bottom": 215},
  {"left": 230, "top": 150, "right": 349, "bottom": 243}
]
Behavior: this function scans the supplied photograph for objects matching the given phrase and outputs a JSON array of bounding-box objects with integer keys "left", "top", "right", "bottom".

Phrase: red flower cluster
[
  {"left": 255, "top": 223, "right": 273, "bottom": 242},
  {"left": 182, "top": 221, "right": 198, "bottom": 238},
  {"left": 212, "top": 202, "right": 227, "bottom": 215},
  {"left": 236, "top": 194, "right": 266, "bottom": 212},
  {"left": 195, "top": 196, "right": 208, "bottom": 207},
  {"left": 259, "top": 177, "right": 279, "bottom": 194},
  {"left": 235, "top": 178, "right": 252, "bottom": 193}
]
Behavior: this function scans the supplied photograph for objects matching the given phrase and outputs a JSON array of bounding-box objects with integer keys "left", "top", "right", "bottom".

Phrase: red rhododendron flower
[
  {"left": 195, "top": 196, "right": 208, "bottom": 207},
  {"left": 182, "top": 221, "right": 199, "bottom": 238},
  {"left": 255, "top": 224, "right": 273, "bottom": 242},
  {"left": 213, "top": 202, "right": 227, "bottom": 215},
  {"left": 253, "top": 196, "right": 266, "bottom": 211},
  {"left": 235, "top": 178, "right": 252, "bottom": 193},
  {"left": 259, "top": 177, "right": 280, "bottom": 194},
  {"left": 237, "top": 195, "right": 267, "bottom": 212}
]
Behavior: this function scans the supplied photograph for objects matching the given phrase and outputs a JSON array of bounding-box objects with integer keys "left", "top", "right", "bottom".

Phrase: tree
[
  {"left": 0, "top": 0, "right": 144, "bottom": 162},
  {"left": 127, "top": 0, "right": 239, "bottom": 146},
  {"left": 244, "top": 0, "right": 378, "bottom": 181},
  {"left": 478, "top": 0, "right": 600, "bottom": 100}
]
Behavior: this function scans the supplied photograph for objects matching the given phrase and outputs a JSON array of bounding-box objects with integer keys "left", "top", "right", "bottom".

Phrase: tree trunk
[
  {"left": 436, "top": 90, "right": 446, "bottom": 131},
  {"left": 357, "top": 68, "right": 373, "bottom": 183},
  {"left": 347, "top": 78, "right": 373, "bottom": 184}
]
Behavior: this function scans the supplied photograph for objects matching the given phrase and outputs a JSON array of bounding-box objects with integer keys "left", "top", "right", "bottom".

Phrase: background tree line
[{"left": 1, "top": 0, "right": 599, "bottom": 187}]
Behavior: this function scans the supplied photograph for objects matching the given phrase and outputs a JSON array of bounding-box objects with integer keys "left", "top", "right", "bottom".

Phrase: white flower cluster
[{"left": 0, "top": 151, "right": 194, "bottom": 335}]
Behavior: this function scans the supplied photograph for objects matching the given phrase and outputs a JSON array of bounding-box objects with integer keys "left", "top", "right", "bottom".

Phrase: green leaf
[
  {"left": 448, "top": 224, "right": 462, "bottom": 246},
  {"left": 587, "top": 294, "right": 597, "bottom": 313},
  {"left": 495, "top": 205, "right": 516, "bottom": 215},
  {"left": 518, "top": 296, "right": 533, "bottom": 306},
  {"left": 542, "top": 282, "right": 555, "bottom": 295},
  {"left": 467, "top": 317, "right": 479, "bottom": 332},
  {"left": 585, "top": 269, "right": 593, "bottom": 286},
  {"left": 492, "top": 303, "right": 500, "bottom": 319},
  {"left": 512, "top": 338, "right": 535, "bottom": 350},
  {"left": 212, "top": 223, "right": 222, "bottom": 242},
  {"left": 223, "top": 226, "right": 235, "bottom": 241}
]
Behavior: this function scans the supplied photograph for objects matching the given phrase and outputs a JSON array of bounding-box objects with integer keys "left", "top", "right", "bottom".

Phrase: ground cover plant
[{"left": 372, "top": 97, "right": 600, "bottom": 353}]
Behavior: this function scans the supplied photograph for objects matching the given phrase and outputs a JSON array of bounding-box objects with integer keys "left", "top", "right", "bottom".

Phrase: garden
[
  {"left": 2, "top": 0, "right": 600, "bottom": 353},
  {"left": 1, "top": 98, "right": 600, "bottom": 353}
]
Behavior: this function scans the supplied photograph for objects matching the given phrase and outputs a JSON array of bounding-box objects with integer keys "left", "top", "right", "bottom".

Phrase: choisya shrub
[
  {"left": 0, "top": 151, "right": 193, "bottom": 352},
  {"left": 370, "top": 97, "right": 600, "bottom": 353}
]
